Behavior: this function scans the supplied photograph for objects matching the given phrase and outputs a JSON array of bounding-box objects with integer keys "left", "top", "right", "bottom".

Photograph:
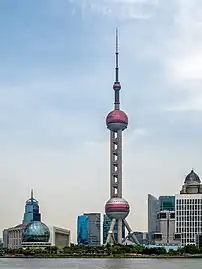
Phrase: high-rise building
[
  {"left": 176, "top": 169, "right": 202, "bottom": 246},
  {"left": 77, "top": 215, "right": 89, "bottom": 245},
  {"left": 103, "top": 214, "right": 125, "bottom": 244},
  {"left": 148, "top": 194, "right": 180, "bottom": 246},
  {"left": 22, "top": 189, "right": 41, "bottom": 225},
  {"left": 148, "top": 194, "right": 160, "bottom": 242},
  {"left": 84, "top": 213, "right": 102, "bottom": 246},
  {"left": 104, "top": 29, "right": 139, "bottom": 245}
]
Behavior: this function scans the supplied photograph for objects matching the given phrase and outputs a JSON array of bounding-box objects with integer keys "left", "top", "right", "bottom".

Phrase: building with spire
[
  {"left": 22, "top": 189, "right": 41, "bottom": 225},
  {"left": 176, "top": 169, "right": 202, "bottom": 246},
  {"left": 104, "top": 29, "right": 139, "bottom": 245},
  {"left": 3, "top": 190, "right": 71, "bottom": 249}
]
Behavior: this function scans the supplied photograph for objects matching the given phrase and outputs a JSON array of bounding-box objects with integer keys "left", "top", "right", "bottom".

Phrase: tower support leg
[
  {"left": 117, "top": 219, "right": 122, "bottom": 244},
  {"left": 123, "top": 219, "right": 140, "bottom": 245},
  {"left": 105, "top": 218, "right": 116, "bottom": 246}
]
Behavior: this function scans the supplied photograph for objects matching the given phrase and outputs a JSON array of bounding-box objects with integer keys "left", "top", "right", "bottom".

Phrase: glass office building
[
  {"left": 22, "top": 190, "right": 41, "bottom": 225},
  {"left": 103, "top": 214, "right": 125, "bottom": 244},
  {"left": 84, "top": 213, "right": 102, "bottom": 246},
  {"left": 159, "top": 196, "right": 175, "bottom": 211},
  {"left": 77, "top": 215, "right": 89, "bottom": 245}
]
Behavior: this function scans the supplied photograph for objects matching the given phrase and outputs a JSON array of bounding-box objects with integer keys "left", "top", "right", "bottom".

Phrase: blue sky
[{"left": 1, "top": 0, "right": 202, "bottom": 241}]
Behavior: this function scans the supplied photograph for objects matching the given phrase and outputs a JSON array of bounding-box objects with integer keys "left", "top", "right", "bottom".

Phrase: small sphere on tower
[
  {"left": 113, "top": 82, "right": 121, "bottom": 90},
  {"left": 105, "top": 197, "right": 130, "bottom": 220},
  {"left": 106, "top": 109, "right": 128, "bottom": 131}
]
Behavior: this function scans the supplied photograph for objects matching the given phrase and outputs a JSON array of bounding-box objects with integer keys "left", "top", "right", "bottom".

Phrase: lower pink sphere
[{"left": 105, "top": 197, "right": 130, "bottom": 220}]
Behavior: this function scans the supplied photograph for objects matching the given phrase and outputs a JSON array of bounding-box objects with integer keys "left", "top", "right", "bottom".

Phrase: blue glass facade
[
  {"left": 23, "top": 190, "right": 41, "bottom": 225},
  {"left": 77, "top": 215, "right": 89, "bottom": 245},
  {"left": 103, "top": 214, "right": 125, "bottom": 243}
]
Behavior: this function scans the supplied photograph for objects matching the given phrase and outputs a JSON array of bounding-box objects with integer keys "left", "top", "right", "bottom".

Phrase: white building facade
[
  {"left": 49, "top": 226, "right": 71, "bottom": 247},
  {"left": 175, "top": 170, "right": 202, "bottom": 246},
  {"left": 175, "top": 194, "right": 202, "bottom": 246}
]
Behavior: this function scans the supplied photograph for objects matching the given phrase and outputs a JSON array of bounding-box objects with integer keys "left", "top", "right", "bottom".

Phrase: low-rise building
[
  {"left": 3, "top": 223, "right": 71, "bottom": 249},
  {"left": 49, "top": 226, "right": 71, "bottom": 247}
]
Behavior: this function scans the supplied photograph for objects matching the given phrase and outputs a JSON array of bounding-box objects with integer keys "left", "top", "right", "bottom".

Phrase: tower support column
[
  {"left": 105, "top": 218, "right": 116, "bottom": 245},
  {"left": 123, "top": 219, "right": 139, "bottom": 244},
  {"left": 117, "top": 219, "right": 122, "bottom": 244}
]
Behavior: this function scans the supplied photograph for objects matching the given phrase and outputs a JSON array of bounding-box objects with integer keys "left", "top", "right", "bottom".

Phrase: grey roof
[{"left": 184, "top": 169, "right": 201, "bottom": 184}]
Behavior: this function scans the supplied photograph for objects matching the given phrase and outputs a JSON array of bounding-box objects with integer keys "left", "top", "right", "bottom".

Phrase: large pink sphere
[
  {"left": 105, "top": 197, "right": 130, "bottom": 220},
  {"left": 106, "top": 109, "right": 128, "bottom": 131}
]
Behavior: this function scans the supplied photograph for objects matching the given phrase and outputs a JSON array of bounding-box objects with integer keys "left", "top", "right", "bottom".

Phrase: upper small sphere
[
  {"left": 22, "top": 221, "right": 50, "bottom": 242},
  {"left": 184, "top": 169, "right": 201, "bottom": 185},
  {"left": 106, "top": 109, "right": 128, "bottom": 131},
  {"left": 113, "top": 82, "right": 121, "bottom": 90}
]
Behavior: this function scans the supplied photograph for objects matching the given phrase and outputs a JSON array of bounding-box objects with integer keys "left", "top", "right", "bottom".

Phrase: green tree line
[{"left": 0, "top": 244, "right": 202, "bottom": 257}]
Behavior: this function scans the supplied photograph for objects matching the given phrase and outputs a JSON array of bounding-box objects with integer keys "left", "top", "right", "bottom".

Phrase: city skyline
[{"left": 0, "top": 0, "right": 202, "bottom": 242}]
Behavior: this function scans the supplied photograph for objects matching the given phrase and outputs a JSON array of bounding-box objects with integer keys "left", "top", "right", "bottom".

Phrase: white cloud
[
  {"left": 69, "top": 0, "right": 159, "bottom": 20},
  {"left": 158, "top": 0, "right": 202, "bottom": 111}
]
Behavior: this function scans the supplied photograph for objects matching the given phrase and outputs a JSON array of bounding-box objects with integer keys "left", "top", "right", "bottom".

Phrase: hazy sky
[{"left": 1, "top": 0, "right": 202, "bottom": 242}]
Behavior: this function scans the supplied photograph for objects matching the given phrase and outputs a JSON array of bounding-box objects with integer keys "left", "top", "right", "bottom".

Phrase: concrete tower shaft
[{"left": 110, "top": 130, "right": 122, "bottom": 198}]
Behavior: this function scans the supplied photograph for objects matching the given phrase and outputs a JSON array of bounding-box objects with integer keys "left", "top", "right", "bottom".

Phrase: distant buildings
[
  {"left": 133, "top": 232, "right": 148, "bottom": 245},
  {"left": 77, "top": 213, "right": 128, "bottom": 246}
]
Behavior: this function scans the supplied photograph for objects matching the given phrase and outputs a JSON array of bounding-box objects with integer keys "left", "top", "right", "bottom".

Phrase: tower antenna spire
[
  {"left": 113, "top": 28, "right": 121, "bottom": 109},
  {"left": 31, "top": 189, "right": 33, "bottom": 199},
  {"left": 115, "top": 27, "right": 119, "bottom": 82}
]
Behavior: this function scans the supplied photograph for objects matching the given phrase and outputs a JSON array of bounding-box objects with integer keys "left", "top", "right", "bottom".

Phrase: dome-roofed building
[
  {"left": 184, "top": 169, "right": 201, "bottom": 185},
  {"left": 180, "top": 169, "right": 202, "bottom": 194},
  {"left": 22, "top": 221, "right": 50, "bottom": 243},
  {"left": 176, "top": 169, "right": 202, "bottom": 246}
]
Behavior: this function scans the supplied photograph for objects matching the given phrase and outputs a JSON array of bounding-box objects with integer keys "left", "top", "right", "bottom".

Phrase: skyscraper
[
  {"left": 22, "top": 190, "right": 41, "bottom": 225},
  {"left": 84, "top": 213, "right": 102, "bottom": 246},
  {"left": 104, "top": 29, "right": 139, "bottom": 245},
  {"left": 148, "top": 194, "right": 159, "bottom": 242},
  {"left": 77, "top": 215, "right": 89, "bottom": 245},
  {"left": 77, "top": 213, "right": 102, "bottom": 246}
]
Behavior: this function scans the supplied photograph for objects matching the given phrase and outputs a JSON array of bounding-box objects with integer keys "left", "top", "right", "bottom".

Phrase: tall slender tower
[{"left": 104, "top": 29, "right": 139, "bottom": 245}]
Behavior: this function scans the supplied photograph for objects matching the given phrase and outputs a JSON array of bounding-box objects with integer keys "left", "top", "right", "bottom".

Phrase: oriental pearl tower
[{"left": 104, "top": 29, "right": 139, "bottom": 245}]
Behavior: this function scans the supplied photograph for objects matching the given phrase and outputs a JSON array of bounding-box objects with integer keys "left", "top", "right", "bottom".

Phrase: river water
[{"left": 0, "top": 258, "right": 201, "bottom": 268}]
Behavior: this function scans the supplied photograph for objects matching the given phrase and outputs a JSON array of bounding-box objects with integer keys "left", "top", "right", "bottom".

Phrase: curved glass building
[
  {"left": 23, "top": 190, "right": 41, "bottom": 225},
  {"left": 22, "top": 221, "right": 50, "bottom": 242}
]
